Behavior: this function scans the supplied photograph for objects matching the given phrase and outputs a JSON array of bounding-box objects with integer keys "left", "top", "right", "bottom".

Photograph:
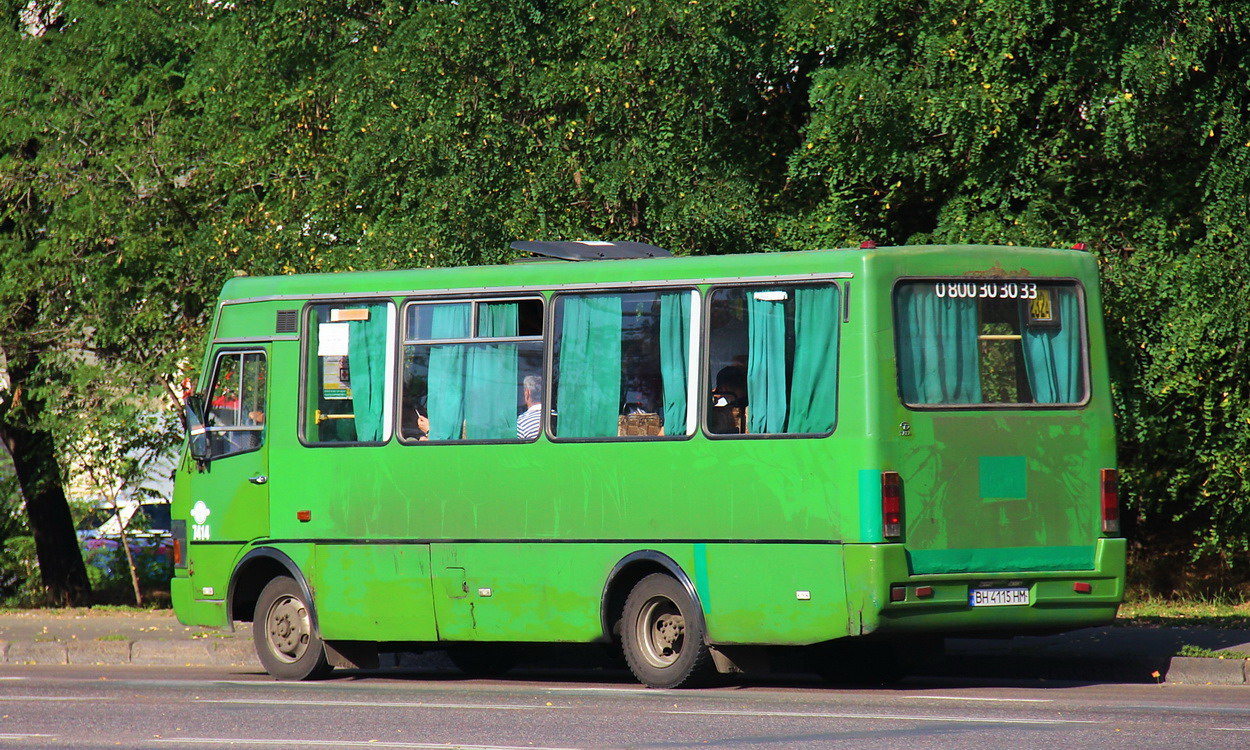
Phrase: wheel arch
[
  {"left": 600, "top": 550, "right": 704, "bottom": 642},
  {"left": 228, "top": 547, "right": 318, "bottom": 632}
]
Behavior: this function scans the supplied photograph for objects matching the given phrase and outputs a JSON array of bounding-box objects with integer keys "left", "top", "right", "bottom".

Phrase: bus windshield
[{"left": 894, "top": 279, "right": 1087, "bottom": 407}]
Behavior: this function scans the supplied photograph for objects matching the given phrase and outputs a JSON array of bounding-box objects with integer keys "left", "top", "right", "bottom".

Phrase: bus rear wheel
[
  {"left": 621, "top": 573, "right": 712, "bottom": 688},
  {"left": 253, "top": 576, "right": 332, "bottom": 680}
]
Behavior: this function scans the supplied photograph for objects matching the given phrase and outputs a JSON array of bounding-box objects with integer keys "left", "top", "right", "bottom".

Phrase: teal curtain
[
  {"left": 557, "top": 295, "right": 622, "bottom": 437},
  {"left": 346, "top": 304, "right": 388, "bottom": 442},
  {"left": 786, "top": 286, "right": 840, "bottom": 433},
  {"left": 426, "top": 304, "right": 471, "bottom": 440},
  {"left": 896, "top": 286, "right": 982, "bottom": 404},
  {"left": 1020, "top": 287, "right": 1082, "bottom": 403},
  {"left": 747, "top": 292, "right": 788, "bottom": 434},
  {"left": 466, "top": 302, "right": 519, "bottom": 439},
  {"left": 659, "top": 292, "right": 689, "bottom": 436}
]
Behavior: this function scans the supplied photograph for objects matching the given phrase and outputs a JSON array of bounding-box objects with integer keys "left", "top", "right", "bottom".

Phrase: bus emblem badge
[
  {"left": 900, "top": 422, "right": 912, "bottom": 437},
  {"left": 191, "top": 501, "right": 212, "bottom": 541}
]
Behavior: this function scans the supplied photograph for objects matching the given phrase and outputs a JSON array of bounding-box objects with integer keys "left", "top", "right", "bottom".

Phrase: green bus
[{"left": 172, "top": 241, "right": 1124, "bottom": 687}]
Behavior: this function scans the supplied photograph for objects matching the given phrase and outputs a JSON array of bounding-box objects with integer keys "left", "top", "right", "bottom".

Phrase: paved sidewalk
[
  {"left": 943, "top": 625, "right": 1250, "bottom": 685},
  {"left": 0, "top": 608, "right": 255, "bottom": 668},
  {"left": 2, "top": 608, "right": 1248, "bottom": 684}
]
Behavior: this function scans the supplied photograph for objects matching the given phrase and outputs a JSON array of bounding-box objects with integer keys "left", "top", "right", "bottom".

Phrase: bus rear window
[{"left": 894, "top": 280, "right": 1087, "bottom": 407}]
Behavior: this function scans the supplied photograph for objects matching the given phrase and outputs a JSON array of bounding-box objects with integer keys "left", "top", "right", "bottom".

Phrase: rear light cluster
[
  {"left": 889, "top": 585, "right": 935, "bottom": 603},
  {"left": 882, "top": 471, "right": 902, "bottom": 538},
  {"left": 1100, "top": 468, "right": 1120, "bottom": 534},
  {"left": 171, "top": 519, "right": 188, "bottom": 569}
]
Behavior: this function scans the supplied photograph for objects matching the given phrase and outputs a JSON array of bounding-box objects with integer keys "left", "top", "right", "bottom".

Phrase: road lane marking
[
  {"left": 151, "top": 739, "right": 581, "bottom": 749},
  {"left": 0, "top": 735, "right": 55, "bottom": 739},
  {"left": 201, "top": 698, "right": 561, "bottom": 710},
  {"left": 905, "top": 696, "right": 1053, "bottom": 703},
  {"left": 1215, "top": 728, "right": 1250, "bottom": 731},
  {"left": 542, "top": 687, "right": 651, "bottom": 695},
  {"left": 665, "top": 709, "right": 1098, "bottom": 725},
  {"left": 0, "top": 677, "right": 26, "bottom": 681},
  {"left": 213, "top": 680, "right": 345, "bottom": 687},
  {"left": 0, "top": 696, "right": 113, "bottom": 702}
]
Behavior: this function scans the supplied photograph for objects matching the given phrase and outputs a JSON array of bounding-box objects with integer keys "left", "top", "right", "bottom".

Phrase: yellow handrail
[{"left": 315, "top": 409, "right": 356, "bottom": 424}]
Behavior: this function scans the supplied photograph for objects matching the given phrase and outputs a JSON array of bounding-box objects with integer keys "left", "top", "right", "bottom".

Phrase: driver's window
[{"left": 206, "top": 350, "right": 266, "bottom": 458}]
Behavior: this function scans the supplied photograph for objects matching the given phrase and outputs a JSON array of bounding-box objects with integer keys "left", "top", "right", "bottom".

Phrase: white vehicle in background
[
  {"left": 74, "top": 450, "right": 177, "bottom": 579},
  {"left": 78, "top": 500, "right": 175, "bottom": 576}
]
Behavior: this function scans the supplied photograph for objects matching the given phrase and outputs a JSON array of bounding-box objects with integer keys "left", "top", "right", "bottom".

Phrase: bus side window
[
  {"left": 704, "top": 283, "right": 841, "bottom": 437},
  {"left": 401, "top": 298, "right": 544, "bottom": 443},
  {"left": 550, "top": 289, "right": 695, "bottom": 440},
  {"left": 206, "top": 350, "right": 266, "bottom": 458},
  {"left": 302, "top": 302, "right": 395, "bottom": 445}
]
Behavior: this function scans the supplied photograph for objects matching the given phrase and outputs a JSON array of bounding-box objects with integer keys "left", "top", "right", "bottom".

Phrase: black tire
[
  {"left": 621, "top": 573, "right": 713, "bottom": 688},
  {"left": 446, "top": 643, "right": 518, "bottom": 678},
  {"left": 252, "top": 576, "right": 333, "bottom": 680}
]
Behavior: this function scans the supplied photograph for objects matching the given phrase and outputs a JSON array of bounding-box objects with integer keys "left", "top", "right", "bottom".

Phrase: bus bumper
[
  {"left": 171, "top": 574, "right": 231, "bottom": 629},
  {"left": 842, "top": 537, "right": 1126, "bottom": 636}
]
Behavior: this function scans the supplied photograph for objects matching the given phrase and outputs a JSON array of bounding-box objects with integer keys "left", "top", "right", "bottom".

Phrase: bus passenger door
[{"left": 189, "top": 349, "right": 271, "bottom": 563}]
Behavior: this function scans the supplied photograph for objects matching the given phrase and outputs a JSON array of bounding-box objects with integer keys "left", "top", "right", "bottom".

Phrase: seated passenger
[
  {"left": 401, "top": 404, "right": 430, "bottom": 441},
  {"left": 708, "top": 364, "right": 748, "bottom": 434},
  {"left": 517, "top": 375, "right": 542, "bottom": 440}
]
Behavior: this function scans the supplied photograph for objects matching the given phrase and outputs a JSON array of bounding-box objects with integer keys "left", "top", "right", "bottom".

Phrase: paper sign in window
[{"left": 318, "top": 322, "right": 350, "bottom": 356}]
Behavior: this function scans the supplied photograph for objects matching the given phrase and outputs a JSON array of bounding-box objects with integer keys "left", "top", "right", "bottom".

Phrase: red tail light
[
  {"left": 882, "top": 471, "right": 902, "bottom": 538},
  {"left": 1101, "top": 468, "right": 1120, "bottom": 534},
  {"left": 171, "top": 519, "right": 188, "bottom": 569}
]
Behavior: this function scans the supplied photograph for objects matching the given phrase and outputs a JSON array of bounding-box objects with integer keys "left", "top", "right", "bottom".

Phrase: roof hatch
[{"left": 510, "top": 240, "right": 672, "bottom": 261}]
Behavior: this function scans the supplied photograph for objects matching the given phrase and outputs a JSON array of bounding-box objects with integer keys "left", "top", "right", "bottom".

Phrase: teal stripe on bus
[
  {"left": 907, "top": 545, "right": 1097, "bottom": 575},
  {"left": 693, "top": 542, "right": 711, "bottom": 611},
  {"left": 858, "top": 469, "right": 883, "bottom": 543}
]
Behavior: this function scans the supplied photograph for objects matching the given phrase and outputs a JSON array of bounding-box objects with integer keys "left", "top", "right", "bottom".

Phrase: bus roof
[{"left": 217, "top": 244, "right": 1096, "bottom": 303}]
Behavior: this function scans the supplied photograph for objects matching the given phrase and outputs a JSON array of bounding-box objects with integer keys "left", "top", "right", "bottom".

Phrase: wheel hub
[
  {"left": 638, "top": 597, "right": 686, "bottom": 668},
  {"left": 267, "top": 595, "right": 310, "bottom": 663}
]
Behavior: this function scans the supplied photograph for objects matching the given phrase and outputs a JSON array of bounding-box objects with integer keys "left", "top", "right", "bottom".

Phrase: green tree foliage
[
  {"left": 0, "top": 0, "right": 214, "bottom": 602},
  {"left": 1, "top": 0, "right": 1248, "bottom": 598},
  {"left": 329, "top": 0, "right": 789, "bottom": 264},
  {"left": 777, "top": 0, "right": 1246, "bottom": 248}
]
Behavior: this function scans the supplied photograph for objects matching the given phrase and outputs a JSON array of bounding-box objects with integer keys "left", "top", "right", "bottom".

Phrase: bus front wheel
[
  {"left": 621, "top": 573, "right": 712, "bottom": 688},
  {"left": 253, "top": 576, "right": 332, "bottom": 680}
]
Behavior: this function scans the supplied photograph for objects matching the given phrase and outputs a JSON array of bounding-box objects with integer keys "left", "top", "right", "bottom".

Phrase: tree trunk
[
  {"left": 112, "top": 503, "right": 144, "bottom": 606},
  {"left": 0, "top": 301, "right": 92, "bottom": 606},
  {"left": 0, "top": 418, "right": 92, "bottom": 605}
]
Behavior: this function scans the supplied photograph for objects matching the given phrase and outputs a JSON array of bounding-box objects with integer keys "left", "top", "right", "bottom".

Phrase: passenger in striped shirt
[{"left": 516, "top": 374, "right": 543, "bottom": 440}]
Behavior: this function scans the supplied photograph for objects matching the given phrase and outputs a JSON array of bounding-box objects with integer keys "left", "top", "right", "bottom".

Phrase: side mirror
[{"left": 184, "top": 394, "right": 210, "bottom": 464}]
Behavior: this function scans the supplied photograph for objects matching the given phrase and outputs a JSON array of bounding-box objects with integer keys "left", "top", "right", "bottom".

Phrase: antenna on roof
[{"left": 510, "top": 240, "right": 673, "bottom": 261}]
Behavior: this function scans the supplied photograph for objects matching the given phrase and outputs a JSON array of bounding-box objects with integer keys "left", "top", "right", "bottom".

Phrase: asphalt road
[{"left": 1, "top": 665, "right": 1247, "bottom": 749}]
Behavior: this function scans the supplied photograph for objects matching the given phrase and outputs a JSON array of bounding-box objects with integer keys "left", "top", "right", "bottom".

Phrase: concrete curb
[
  {"left": 0, "top": 639, "right": 258, "bottom": 668},
  {"left": 1163, "top": 655, "right": 1247, "bottom": 686},
  {"left": 925, "top": 653, "right": 1247, "bottom": 686},
  {"left": 1, "top": 638, "right": 1246, "bottom": 685}
]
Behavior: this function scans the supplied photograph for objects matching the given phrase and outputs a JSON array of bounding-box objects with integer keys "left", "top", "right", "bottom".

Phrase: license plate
[{"left": 969, "top": 587, "right": 1030, "bottom": 607}]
